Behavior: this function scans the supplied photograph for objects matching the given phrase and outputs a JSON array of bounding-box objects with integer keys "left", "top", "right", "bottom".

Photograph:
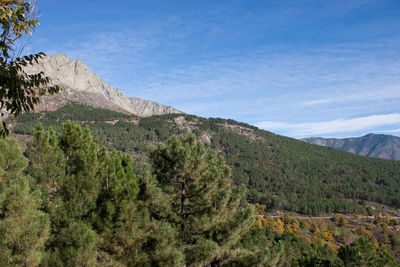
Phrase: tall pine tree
[
  {"left": 146, "top": 135, "right": 254, "bottom": 266},
  {"left": 26, "top": 122, "right": 175, "bottom": 266},
  {"left": 0, "top": 138, "right": 49, "bottom": 266},
  {"left": 30, "top": 123, "right": 102, "bottom": 265}
]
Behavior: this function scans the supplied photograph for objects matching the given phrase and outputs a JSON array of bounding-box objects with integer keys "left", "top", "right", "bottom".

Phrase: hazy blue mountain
[{"left": 302, "top": 134, "right": 400, "bottom": 161}]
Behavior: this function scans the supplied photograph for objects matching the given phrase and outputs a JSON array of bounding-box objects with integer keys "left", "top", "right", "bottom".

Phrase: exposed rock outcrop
[{"left": 23, "top": 54, "right": 182, "bottom": 117}]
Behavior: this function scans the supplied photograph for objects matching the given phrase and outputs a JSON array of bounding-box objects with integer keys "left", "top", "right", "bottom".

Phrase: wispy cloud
[
  {"left": 301, "top": 85, "right": 400, "bottom": 106},
  {"left": 380, "top": 128, "right": 400, "bottom": 133},
  {"left": 39, "top": 11, "right": 400, "bottom": 102},
  {"left": 256, "top": 113, "right": 400, "bottom": 137},
  {"left": 30, "top": 1, "right": 400, "bottom": 138},
  {"left": 41, "top": 30, "right": 400, "bottom": 136}
]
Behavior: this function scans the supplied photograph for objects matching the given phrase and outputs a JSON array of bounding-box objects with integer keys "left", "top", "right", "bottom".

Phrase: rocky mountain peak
[{"left": 23, "top": 54, "right": 182, "bottom": 117}]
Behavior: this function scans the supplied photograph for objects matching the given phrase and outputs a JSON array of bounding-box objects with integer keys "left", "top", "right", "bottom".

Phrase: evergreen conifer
[
  {"left": 0, "top": 138, "right": 49, "bottom": 266},
  {"left": 146, "top": 135, "right": 254, "bottom": 266}
]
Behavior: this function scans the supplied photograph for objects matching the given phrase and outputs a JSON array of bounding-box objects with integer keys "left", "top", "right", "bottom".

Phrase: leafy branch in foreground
[{"left": 0, "top": 0, "right": 61, "bottom": 137}]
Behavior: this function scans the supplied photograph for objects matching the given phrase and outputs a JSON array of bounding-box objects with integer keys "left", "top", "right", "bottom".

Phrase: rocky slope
[
  {"left": 23, "top": 54, "right": 181, "bottom": 117},
  {"left": 302, "top": 134, "right": 400, "bottom": 161}
]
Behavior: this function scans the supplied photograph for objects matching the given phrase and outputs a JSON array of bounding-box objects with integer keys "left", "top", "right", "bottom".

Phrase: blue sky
[{"left": 26, "top": 0, "right": 400, "bottom": 138}]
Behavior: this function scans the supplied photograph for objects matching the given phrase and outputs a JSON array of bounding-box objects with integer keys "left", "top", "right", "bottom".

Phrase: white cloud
[
  {"left": 41, "top": 20, "right": 400, "bottom": 103},
  {"left": 380, "top": 128, "right": 400, "bottom": 133},
  {"left": 34, "top": 14, "right": 400, "bottom": 138},
  {"left": 256, "top": 113, "right": 400, "bottom": 137},
  {"left": 301, "top": 85, "right": 400, "bottom": 106}
]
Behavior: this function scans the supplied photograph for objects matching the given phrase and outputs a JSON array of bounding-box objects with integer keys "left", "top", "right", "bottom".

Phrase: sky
[{"left": 25, "top": 0, "right": 400, "bottom": 138}]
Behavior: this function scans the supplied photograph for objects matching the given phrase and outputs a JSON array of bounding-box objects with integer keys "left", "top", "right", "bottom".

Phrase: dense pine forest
[
  {"left": 2, "top": 120, "right": 400, "bottom": 266},
  {"left": 10, "top": 103, "right": 400, "bottom": 216}
]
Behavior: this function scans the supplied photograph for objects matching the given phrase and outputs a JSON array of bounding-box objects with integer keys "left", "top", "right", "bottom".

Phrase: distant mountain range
[
  {"left": 23, "top": 54, "right": 181, "bottom": 117},
  {"left": 302, "top": 134, "right": 400, "bottom": 161}
]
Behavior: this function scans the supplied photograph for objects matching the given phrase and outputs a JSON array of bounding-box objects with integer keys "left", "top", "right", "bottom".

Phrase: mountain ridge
[
  {"left": 23, "top": 54, "right": 182, "bottom": 117},
  {"left": 7, "top": 56, "right": 400, "bottom": 215},
  {"left": 302, "top": 133, "right": 400, "bottom": 161},
  {"left": 10, "top": 103, "right": 400, "bottom": 215}
]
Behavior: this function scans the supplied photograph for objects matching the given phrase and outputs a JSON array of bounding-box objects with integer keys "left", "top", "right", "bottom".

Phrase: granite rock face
[
  {"left": 302, "top": 133, "right": 400, "bottom": 161},
  {"left": 23, "top": 54, "right": 181, "bottom": 116}
]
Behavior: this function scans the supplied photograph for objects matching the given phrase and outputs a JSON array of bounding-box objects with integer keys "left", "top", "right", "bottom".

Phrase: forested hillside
[
  {"left": 3, "top": 123, "right": 398, "bottom": 266},
  {"left": 9, "top": 103, "right": 400, "bottom": 215}
]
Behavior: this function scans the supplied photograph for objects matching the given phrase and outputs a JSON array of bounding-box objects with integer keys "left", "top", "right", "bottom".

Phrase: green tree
[
  {"left": 234, "top": 228, "right": 287, "bottom": 266},
  {"left": 25, "top": 125, "right": 65, "bottom": 188},
  {"left": 32, "top": 123, "right": 101, "bottom": 265},
  {"left": 338, "top": 237, "right": 399, "bottom": 267},
  {"left": 26, "top": 122, "right": 169, "bottom": 266},
  {"left": 0, "top": 0, "right": 61, "bottom": 137},
  {"left": 295, "top": 251, "right": 336, "bottom": 267},
  {"left": 94, "top": 150, "right": 153, "bottom": 266},
  {"left": 145, "top": 135, "right": 254, "bottom": 266},
  {"left": 0, "top": 137, "right": 49, "bottom": 266}
]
